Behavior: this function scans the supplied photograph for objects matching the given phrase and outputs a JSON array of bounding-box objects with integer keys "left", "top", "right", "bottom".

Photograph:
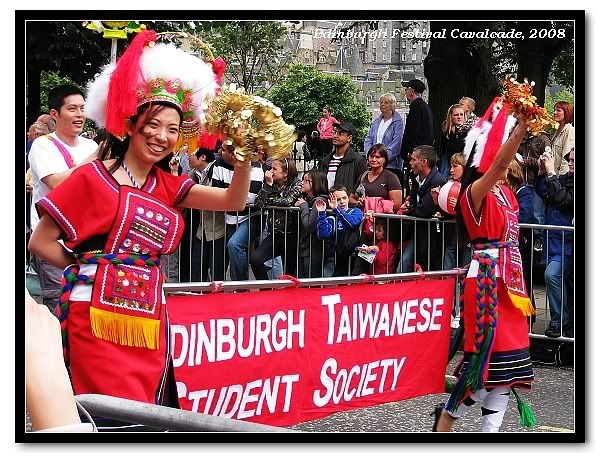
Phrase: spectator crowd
[{"left": 26, "top": 80, "right": 575, "bottom": 340}]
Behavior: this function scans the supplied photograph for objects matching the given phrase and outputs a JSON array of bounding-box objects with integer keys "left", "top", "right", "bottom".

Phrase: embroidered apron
[{"left": 89, "top": 186, "right": 185, "bottom": 349}]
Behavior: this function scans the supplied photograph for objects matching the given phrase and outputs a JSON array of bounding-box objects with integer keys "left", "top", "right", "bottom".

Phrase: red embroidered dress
[
  {"left": 455, "top": 183, "right": 534, "bottom": 391},
  {"left": 37, "top": 160, "right": 195, "bottom": 405}
]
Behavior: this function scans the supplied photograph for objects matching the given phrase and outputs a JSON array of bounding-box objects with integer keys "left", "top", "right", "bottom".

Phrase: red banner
[{"left": 168, "top": 279, "right": 454, "bottom": 426}]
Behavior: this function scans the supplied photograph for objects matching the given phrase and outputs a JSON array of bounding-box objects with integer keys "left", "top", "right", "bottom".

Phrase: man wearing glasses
[{"left": 320, "top": 121, "right": 368, "bottom": 194}]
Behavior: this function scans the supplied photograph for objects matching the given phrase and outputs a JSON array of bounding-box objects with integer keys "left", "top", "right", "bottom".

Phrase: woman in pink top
[{"left": 316, "top": 105, "right": 338, "bottom": 158}]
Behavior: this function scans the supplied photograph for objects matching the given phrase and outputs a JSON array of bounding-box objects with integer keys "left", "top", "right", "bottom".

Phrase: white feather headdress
[{"left": 85, "top": 30, "right": 218, "bottom": 147}]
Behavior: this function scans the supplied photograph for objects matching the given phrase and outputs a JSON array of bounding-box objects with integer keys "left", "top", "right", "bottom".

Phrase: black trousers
[
  {"left": 190, "top": 235, "right": 227, "bottom": 282},
  {"left": 250, "top": 232, "right": 299, "bottom": 280}
]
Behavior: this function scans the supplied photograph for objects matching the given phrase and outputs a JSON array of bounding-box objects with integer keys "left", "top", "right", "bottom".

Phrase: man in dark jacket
[
  {"left": 320, "top": 120, "right": 368, "bottom": 194},
  {"left": 519, "top": 131, "right": 551, "bottom": 249},
  {"left": 400, "top": 79, "right": 434, "bottom": 164},
  {"left": 397, "top": 145, "right": 446, "bottom": 272},
  {"left": 535, "top": 148, "right": 574, "bottom": 338}
]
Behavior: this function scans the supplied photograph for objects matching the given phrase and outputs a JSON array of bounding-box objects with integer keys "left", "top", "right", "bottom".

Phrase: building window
[
  {"left": 382, "top": 40, "right": 387, "bottom": 48},
  {"left": 372, "top": 52, "right": 377, "bottom": 61},
  {"left": 412, "top": 53, "right": 417, "bottom": 61},
  {"left": 413, "top": 42, "right": 417, "bottom": 49},
  {"left": 402, "top": 41, "right": 406, "bottom": 49},
  {"left": 401, "top": 53, "right": 406, "bottom": 61}
]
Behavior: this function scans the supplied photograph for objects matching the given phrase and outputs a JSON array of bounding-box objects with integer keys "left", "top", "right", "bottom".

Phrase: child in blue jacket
[{"left": 316, "top": 185, "right": 363, "bottom": 276}]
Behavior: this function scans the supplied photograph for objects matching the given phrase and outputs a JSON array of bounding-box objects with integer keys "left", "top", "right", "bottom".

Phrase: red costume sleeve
[
  {"left": 36, "top": 164, "right": 117, "bottom": 249},
  {"left": 151, "top": 168, "right": 195, "bottom": 208}
]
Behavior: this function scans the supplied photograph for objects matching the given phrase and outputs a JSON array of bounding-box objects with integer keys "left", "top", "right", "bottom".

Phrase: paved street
[
  {"left": 290, "top": 358, "right": 575, "bottom": 433},
  {"left": 25, "top": 270, "right": 575, "bottom": 434}
]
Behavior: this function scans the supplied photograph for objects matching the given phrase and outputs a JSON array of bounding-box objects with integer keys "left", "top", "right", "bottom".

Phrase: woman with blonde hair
[
  {"left": 439, "top": 103, "right": 468, "bottom": 178},
  {"left": 364, "top": 92, "right": 405, "bottom": 172}
]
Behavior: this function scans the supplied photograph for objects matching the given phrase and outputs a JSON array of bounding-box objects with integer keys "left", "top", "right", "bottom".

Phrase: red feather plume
[{"left": 105, "top": 30, "right": 157, "bottom": 137}]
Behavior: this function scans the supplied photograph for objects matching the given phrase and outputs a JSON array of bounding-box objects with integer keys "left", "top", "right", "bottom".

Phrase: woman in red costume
[
  {"left": 28, "top": 31, "right": 253, "bottom": 427},
  {"left": 434, "top": 96, "right": 540, "bottom": 432}
]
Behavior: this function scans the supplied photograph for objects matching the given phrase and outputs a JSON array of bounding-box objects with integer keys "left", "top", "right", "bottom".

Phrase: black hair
[
  {"left": 367, "top": 143, "right": 390, "bottom": 167},
  {"left": 48, "top": 84, "right": 84, "bottom": 113},
  {"left": 304, "top": 169, "right": 328, "bottom": 198},
  {"left": 93, "top": 128, "right": 108, "bottom": 145},
  {"left": 413, "top": 145, "right": 438, "bottom": 169},
  {"left": 98, "top": 101, "right": 183, "bottom": 174},
  {"left": 195, "top": 147, "right": 215, "bottom": 163},
  {"left": 330, "top": 184, "right": 348, "bottom": 194}
]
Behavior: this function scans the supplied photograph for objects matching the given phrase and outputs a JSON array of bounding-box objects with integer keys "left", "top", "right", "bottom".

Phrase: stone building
[{"left": 281, "top": 20, "right": 431, "bottom": 121}]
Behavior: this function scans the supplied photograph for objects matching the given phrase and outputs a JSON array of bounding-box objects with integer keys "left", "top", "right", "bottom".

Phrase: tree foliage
[
  {"left": 544, "top": 88, "right": 574, "bottom": 115},
  {"left": 424, "top": 20, "right": 574, "bottom": 152},
  {"left": 26, "top": 21, "right": 110, "bottom": 124},
  {"left": 267, "top": 64, "right": 372, "bottom": 149},
  {"left": 202, "top": 21, "right": 289, "bottom": 93}
]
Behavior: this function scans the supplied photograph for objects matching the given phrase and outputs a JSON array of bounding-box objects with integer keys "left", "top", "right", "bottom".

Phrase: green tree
[
  {"left": 202, "top": 21, "right": 289, "bottom": 93},
  {"left": 26, "top": 21, "right": 110, "bottom": 125},
  {"left": 424, "top": 20, "right": 575, "bottom": 153},
  {"left": 267, "top": 64, "right": 372, "bottom": 149},
  {"left": 38, "top": 71, "right": 76, "bottom": 114},
  {"left": 544, "top": 88, "right": 574, "bottom": 116}
]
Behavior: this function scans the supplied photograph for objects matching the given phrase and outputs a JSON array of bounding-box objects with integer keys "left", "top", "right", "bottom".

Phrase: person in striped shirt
[
  {"left": 211, "top": 143, "right": 264, "bottom": 280},
  {"left": 319, "top": 121, "right": 367, "bottom": 194}
]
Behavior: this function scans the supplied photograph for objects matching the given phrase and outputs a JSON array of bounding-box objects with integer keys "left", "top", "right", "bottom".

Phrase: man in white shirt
[{"left": 28, "top": 84, "right": 98, "bottom": 311}]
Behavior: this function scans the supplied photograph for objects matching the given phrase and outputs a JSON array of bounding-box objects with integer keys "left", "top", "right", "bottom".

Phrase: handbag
[{"left": 362, "top": 196, "right": 394, "bottom": 237}]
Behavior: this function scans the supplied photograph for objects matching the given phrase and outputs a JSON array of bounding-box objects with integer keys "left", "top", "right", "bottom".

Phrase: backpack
[{"left": 335, "top": 223, "right": 360, "bottom": 256}]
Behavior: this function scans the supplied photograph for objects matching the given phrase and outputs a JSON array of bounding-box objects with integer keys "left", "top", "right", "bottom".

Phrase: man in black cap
[
  {"left": 400, "top": 79, "right": 434, "bottom": 164},
  {"left": 399, "top": 79, "right": 434, "bottom": 198},
  {"left": 320, "top": 120, "right": 368, "bottom": 193}
]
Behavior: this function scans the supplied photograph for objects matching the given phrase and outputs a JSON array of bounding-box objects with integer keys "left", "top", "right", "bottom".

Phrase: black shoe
[
  {"left": 431, "top": 402, "right": 445, "bottom": 432},
  {"left": 545, "top": 325, "right": 561, "bottom": 338}
]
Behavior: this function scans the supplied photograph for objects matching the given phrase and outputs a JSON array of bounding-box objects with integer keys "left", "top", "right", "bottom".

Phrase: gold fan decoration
[
  {"left": 156, "top": 31, "right": 297, "bottom": 162},
  {"left": 203, "top": 84, "right": 297, "bottom": 162},
  {"left": 502, "top": 76, "right": 559, "bottom": 135}
]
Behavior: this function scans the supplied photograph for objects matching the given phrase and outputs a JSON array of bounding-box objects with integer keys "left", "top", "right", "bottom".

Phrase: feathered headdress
[
  {"left": 464, "top": 76, "right": 558, "bottom": 174},
  {"left": 86, "top": 30, "right": 223, "bottom": 154}
]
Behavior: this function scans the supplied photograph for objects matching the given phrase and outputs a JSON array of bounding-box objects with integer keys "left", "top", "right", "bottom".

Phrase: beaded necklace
[{"left": 122, "top": 162, "right": 143, "bottom": 189}]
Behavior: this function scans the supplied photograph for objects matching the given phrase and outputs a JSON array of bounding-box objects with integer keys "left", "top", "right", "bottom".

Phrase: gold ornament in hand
[
  {"left": 203, "top": 84, "right": 297, "bottom": 162},
  {"left": 502, "top": 76, "right": 559, "bottom": 135}
]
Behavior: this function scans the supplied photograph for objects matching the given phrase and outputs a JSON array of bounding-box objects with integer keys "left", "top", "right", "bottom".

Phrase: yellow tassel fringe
[
  {"left": 90, "top": 306, "right": 160, "bottom": 349},
  {"left": 508, "top": 292, "right": 536, "bottom": 317}
]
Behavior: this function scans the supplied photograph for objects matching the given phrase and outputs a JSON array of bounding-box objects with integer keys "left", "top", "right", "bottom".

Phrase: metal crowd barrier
[
  {"left": 164, "top": 206, "right": 574, "bottom": 342},
  {"left": 75, "top": 394, "right": 297, "bottom": 432}
]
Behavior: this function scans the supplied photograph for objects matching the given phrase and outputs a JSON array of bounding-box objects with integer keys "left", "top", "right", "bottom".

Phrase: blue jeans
[
  {"left": 226, "top": 218, "right": 261, "bottom": 281},
  {"left": 396, "top": 239, "right": 415, "bottom": 273},
  {"left": 438, "top": 155, "right": 449, "bottom": 179},
  {"left": 544, "top": 258, "right": 574, "bottom": 335},
  {"left": 261, "top": 226, "right": 283, "bottom": 279},
  {"left": 443, "top": 244, "right": 472, "bottom": 270}
]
